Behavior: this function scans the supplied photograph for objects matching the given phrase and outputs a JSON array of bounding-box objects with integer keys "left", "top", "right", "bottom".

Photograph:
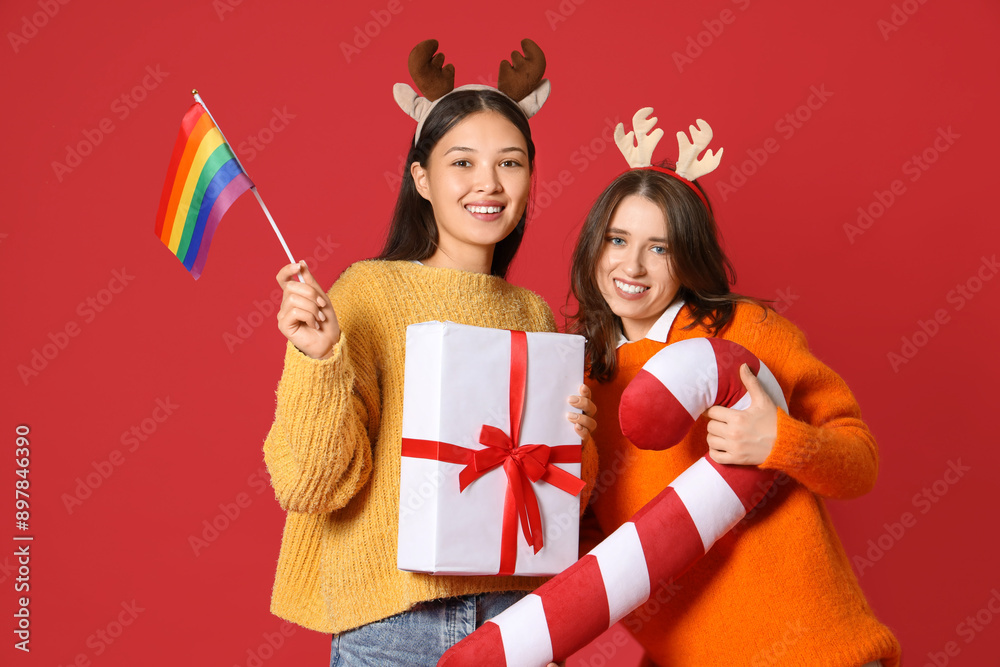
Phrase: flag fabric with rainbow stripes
[{"left": 154, "top": 102, "right": 253, "bottom": 279}]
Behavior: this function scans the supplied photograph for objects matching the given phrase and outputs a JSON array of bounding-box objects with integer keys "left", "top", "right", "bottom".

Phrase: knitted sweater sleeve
[
  {"left": 262, "top": 266, "right": 379, "bottom": 513},
  {"left": 754, "top": 314, "right": 879, "bottom": 500}
]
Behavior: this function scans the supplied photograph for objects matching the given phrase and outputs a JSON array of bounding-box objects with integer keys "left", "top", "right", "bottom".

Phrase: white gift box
[{"left": 397, "top": 321, "right": 585, "bottom": 576}]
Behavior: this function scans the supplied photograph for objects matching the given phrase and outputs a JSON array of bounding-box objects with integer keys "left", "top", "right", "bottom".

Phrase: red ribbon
[{"left": 400, "top": 330, "right": 584, "bottom": 575}]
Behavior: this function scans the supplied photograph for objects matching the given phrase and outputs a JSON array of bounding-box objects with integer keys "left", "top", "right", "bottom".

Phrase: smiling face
[
  {"left": 411, "top": 111, "right": 531, "bottom": 272},
  {"left": 595, "top": 194, "right": 680, "bottom": 341}
]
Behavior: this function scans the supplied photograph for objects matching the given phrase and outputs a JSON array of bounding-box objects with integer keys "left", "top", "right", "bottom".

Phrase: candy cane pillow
[{"left": 439, "top": 338, "right": 787, "bottom": 667}]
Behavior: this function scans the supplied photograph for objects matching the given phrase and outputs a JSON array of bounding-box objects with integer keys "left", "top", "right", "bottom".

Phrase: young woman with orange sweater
[{"left": 568, "top": 160, "right": 901, "bottom": 665}]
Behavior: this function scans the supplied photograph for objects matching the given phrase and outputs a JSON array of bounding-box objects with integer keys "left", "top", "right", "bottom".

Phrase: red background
[{"left": 3, "top": 0, "right": 999, "bottom": 665}]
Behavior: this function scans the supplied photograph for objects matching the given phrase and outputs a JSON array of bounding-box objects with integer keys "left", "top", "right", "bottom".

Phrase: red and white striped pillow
[{"left": 439, "top": 338, "right": 787, "bottom": 667}]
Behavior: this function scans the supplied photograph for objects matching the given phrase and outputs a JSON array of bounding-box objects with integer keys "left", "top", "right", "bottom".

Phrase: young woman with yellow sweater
[
  {"left": 261, "top": 47, "right": 598, "bottom": 664},
  {"left": 568, "top": 163, "right": 902, "bottom": 665}
]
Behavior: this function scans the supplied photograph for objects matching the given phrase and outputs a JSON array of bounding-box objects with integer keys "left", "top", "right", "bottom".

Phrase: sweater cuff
[
  {"left": 760, "top": 409, "right": 816, "bottom": 475},
  {"left": 283, "top": 336, "right": 347, "bottom": 379},
  {"left": 277, "top": 337, "right": 354, "bottom": 418}
]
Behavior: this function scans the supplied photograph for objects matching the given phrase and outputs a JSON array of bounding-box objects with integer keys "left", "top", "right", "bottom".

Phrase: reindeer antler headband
[
  {"left": 393, "top": 39, "right": 551, "bottom": 144},
  {"left": 614, "top": 107, "right": 724, "bottom": 209}
]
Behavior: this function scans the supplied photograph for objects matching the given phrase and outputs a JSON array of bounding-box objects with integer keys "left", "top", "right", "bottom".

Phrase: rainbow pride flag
[{"left": 154, "top": 102, "right": 252, "bottom": 279}]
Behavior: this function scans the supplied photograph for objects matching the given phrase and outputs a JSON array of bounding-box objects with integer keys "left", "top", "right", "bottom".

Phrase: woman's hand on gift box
[
  {"left": 276, "top": 261, "right": 340, "bottom": 360},
  {"left": 567, "top": 384, "right": 597, "bottom": 440}
]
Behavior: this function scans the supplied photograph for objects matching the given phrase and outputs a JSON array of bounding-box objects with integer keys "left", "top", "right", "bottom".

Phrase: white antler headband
[
  {"left": 674, "top": 118, "right": 723, "bottom": 180},
  {"left": 614, "top": 107, "right": 724, "bottom": 180},
  {"left": 613, "top": 108, "right": 664, "bottom": 169}
]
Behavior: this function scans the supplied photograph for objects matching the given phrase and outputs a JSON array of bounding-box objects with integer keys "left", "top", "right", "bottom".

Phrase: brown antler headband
[
  {"left": 393, "top": 39, "right": 551, "bottom": 144},
  {"left": 408, "top": 39, "right": 455, "bottom": 102}
]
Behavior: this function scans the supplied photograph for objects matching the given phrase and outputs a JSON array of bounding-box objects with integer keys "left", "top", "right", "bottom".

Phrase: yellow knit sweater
[{"left": 263, "top": 260, "right": 598, "bottom": 633}]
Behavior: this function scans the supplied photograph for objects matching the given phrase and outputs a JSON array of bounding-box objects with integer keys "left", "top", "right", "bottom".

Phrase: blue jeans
[{"left": 330, "top": 591, "right": 527, "bottom": 666}]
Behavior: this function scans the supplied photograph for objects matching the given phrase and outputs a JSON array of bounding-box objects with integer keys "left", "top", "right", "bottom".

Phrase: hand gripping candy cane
[{"left": 439, "top": 338, "right": 787, "bottom": 667}]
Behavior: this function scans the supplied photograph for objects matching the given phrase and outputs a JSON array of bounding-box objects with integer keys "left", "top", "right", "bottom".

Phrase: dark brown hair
[
  {"left": 567, "top": 166, "right": 765, "bottom": 382},
  {"left": 377, "top": 89, "right": 536, "bottom": 278}
]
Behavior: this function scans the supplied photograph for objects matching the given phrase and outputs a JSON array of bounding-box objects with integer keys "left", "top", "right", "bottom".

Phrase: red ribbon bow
[{"left": 459, "top": 424, "right": 585, "bottom": 555}]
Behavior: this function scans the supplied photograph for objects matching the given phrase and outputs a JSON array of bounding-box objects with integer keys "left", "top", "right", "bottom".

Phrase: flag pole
[{"left": 192, "top": 89, "right": 304, "bottom": 282}]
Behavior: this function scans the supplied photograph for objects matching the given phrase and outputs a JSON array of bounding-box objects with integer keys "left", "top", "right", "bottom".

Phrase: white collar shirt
[{"left": 616, "top": 299, "right": 686, "bottom": 348}]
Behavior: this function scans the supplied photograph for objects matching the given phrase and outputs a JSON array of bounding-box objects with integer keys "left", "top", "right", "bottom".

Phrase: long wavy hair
[
  {"left": 567, "top": 166, "right": 765, "bottom": 382},
  {"left": 376, "top": 89, "right": 536, "bottom": 278}
]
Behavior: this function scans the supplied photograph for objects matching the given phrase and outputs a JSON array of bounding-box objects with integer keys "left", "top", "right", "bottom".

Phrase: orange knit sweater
[{"left": 586, "top": 303, "right": 901, "bottom": 667}]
